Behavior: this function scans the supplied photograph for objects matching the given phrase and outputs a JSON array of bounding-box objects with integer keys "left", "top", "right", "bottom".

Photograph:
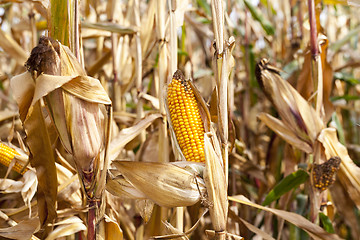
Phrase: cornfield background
[{"left": 0, "top": 0, "right": 360, "bottom": 239}]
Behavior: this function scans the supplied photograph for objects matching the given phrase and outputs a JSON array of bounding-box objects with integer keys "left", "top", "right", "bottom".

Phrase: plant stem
[
  {"left": 308, "top": 0, "right": 318, "bottom": 58},
  {"left": 87, "top": 200, "right": 97, "bottom": 240}
]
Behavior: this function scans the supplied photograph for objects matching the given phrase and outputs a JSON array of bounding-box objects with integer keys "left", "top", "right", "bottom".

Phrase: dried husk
[
  {"left": 256, "top": 59, "right": 324, "bottom": 148},
  {"left": 110, "top": 161, "right": 206, "bottom": 208},
  {"left": 203, "top": 133, "right": 228, "bottom": 232}
]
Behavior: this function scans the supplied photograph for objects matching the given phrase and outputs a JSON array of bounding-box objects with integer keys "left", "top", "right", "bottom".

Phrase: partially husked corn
[
  {"left": 167, "top": 70, "right": 205, "bottom": 162},
  {"left": 0, "top": 143, "right": 26, "bottom": 174}
]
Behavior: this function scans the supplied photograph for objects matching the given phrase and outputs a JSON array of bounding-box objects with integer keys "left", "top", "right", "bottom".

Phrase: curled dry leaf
[
  {"left": 109, "top": 113, "right": 162, "bottom": 160},
  {"left": 229, "top": 195, "right": 342, "bottom": 240},
  {"left": 46, "top": 216, "right": 87, "bottom": 240},
  {"left": 110, "top": 161, "right": 206, "bottom": 208},
  {"left": 0, "top": 217, "right": 40, "bottom": 240}
]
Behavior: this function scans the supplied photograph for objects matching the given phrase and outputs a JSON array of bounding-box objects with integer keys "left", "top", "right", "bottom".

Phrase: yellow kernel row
[
  {"left": 0, "top": 143, "right": 27, "bottom": 174},
  {"left": 167, "top": 70, "right": 205, "bottom": 162}
]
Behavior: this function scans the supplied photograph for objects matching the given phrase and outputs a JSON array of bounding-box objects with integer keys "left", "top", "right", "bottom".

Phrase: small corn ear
[
  {"left": 0, "top": 143, "right": 27, "bottom": 174},
  {"left": 167, "top": 70, "right": 205, "bottom": 162}
]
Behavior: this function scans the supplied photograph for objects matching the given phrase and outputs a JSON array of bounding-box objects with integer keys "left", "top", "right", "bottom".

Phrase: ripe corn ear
[
  {"left": 167, "top": 70, "right": 205, "bottom": 162},
  {"left": 0, "top": 143, "right": 26, "bottom": 174}
]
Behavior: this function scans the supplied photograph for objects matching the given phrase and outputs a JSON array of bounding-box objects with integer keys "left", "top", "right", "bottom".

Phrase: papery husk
[
  {"left": 106, "top": 173, "right": 147, "bottom": 200},
  {"left": 317, "top": 127, "right": 360, "bottom": 207},
  {"left": 256, "top": 59, "right": 324, "bottom": 146},
  {"left": 25, "top": 37, "right": 112, "bottom": 199},
  {"left": 111, "top": 161, "right": 206, "bottom": 208},
  {"left": 203, "top": 133, "right": 228, "bottom": 232}
]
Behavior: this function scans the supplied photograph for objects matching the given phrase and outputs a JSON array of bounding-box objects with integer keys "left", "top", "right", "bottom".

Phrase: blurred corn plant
[{"left": 1, "top": 0, "right": 360, "bottom": 239}]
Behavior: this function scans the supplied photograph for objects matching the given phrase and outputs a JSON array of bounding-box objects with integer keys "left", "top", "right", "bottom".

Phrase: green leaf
[
  {"left": 330, "top": 95, "right": 360, "bottom": 101},
  {"left": 262, "top": 169, "right": 309, "bottom": 206},
  {"left": 244, "top": 0, "right": 275, "bottom": 35},
  {"left": 333, "top": 72, "right": 360, "bottom": 85},
  {"left": 332, "top": 113, "right": 345, "bottom": 145},
  {"left": 329, "top": 25, "right": 360, "bottom": 52},
  {"left": 319, "top": 213, "right": 335, "bottom": 233}
]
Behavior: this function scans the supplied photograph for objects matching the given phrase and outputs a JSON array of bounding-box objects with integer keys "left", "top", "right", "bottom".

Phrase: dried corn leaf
[
  {"left": 10, "top": 72, "right": 35, "bottom": 122},
  {"left": 106, "top": 174, "right": 147, "bottom": 200},
  {"left": 229, "top": 195, "right": 342, "bottom": 240},
  {"left": 112, "top": 161, "right": 205, "bottom": 208},
  {"left": 103, "top": 215, "right": 123, "bottom": 240},
  {"left": 46, "top": 217, "right": 86, "bottom": 240},
  {"left": 12, "top": 66, "right": 58, "bottom": 231},
  {"left": 204, "top": 133, "right": 228, "bottom": 232},
  {"left": 0, "top": 218, "right": 40, "bottom": 240},
  {"left": 258, "top": 113, "right": 313, "bottom": 153},
  {"left": 135, "top": 199, "right": 154, "bottom": 223},
  {"left": 109, "top": 113, "right": 162, "bottom": 160},
  {"left": 23, "top": 102, "right": 58, "bottom": 230},
  {"left": 318, "top": 128, "right": 360, "bottom": 207},
  {"left": 229, "top": 209, "right": 273, "bottom": 240},
  {"left": 296, "top": 39, "right": 334, "bottom": 121},
  {"left": 0, "top": 29, "right": 28, "bottom": 66}
]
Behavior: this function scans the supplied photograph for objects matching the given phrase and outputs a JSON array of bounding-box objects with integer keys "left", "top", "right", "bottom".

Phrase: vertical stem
[
  {"left": 156, "top": 0, "right": 169, "bottom": 234},
  {"left": 308, "top": 0, "right": 323, "bottom": 118},
  {"left": 168, "top": 0, "right": 183, "bottom": 232},
  {"left": 308, "top": 0, "right": 318, "bottom": 58},
  {"left": 29, "top": 5, "right": 37, "bottom": 49},
  {"left": 74, "top": 0, "right": 80, "bottom": 63},
  {"left": 87, "top": 201, "right": 97, "bottom": 240},
  {"left": 157, "top": 0, "right": 169, "bottom": 164},
  {"left": 134, "top": 0, "right": 145, "bottom": 142}
]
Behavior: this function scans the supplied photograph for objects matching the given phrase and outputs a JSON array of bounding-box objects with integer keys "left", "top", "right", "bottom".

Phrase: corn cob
[
  {"left": 167, "top": 70, "right": 205, "bottom": 162},
  {"left": 0, "top": 143, "right": 27, "bottom": 174}
]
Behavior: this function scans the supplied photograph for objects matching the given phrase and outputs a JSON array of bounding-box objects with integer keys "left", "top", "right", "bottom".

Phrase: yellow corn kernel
[
  {"left": 0, "top": 143, "right": 27, "bottom": 174},
  {"left": 167, "top": 70, "right": 205, "bottom": 162}
]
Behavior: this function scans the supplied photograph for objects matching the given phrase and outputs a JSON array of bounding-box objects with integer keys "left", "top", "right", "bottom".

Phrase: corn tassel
[
  {"left": 0, "top": 143, "right": 27, "bottom": 174},
  {"left": 167, "top": 70, "right": 205, "bottom": 162}
]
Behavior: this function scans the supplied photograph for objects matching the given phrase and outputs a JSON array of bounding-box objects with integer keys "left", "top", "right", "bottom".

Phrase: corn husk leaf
[
  {"left": 111, "top": 161, "right": 205, "bottom": 208},
  {"left": 103, "top": 215, "right": 123, "bottom": 240},
  {"left": 204, "top": 133, "right": 228, "bottom": 232},
  {"left": 135, "top": 199, "right": 155, "bottom": 223},
  {"left": 106, "top": 173, "right": 147, "bottom": 200},
  {"left": 296, "top": 39, "right": 334, "bottom": 121},
  {"left": 153, "top": 209, "right": 208, "bottom": 239},
  {"left": 10, "top": 72, "right": 35, "bottom": 122},
  {"left": 0, "top": 218, "right": 40, "bottom": 240},
  {"left": 256, "top": 59, "right": 324, "bottom": 145},
  {"left": 109, "top": 113, "right": 162, "bottom": 160},
  {"left": 317, "top": 127, "right": 360, "bottom": 207},
  {"left": 258, "top": 113, "right": 313, "bottom": 153},
  {"left": 46, "top": 217, "right": 86, "bottom": 240},
  {"left": 229, "top": 195, "right": 342, "bottom": 240}
]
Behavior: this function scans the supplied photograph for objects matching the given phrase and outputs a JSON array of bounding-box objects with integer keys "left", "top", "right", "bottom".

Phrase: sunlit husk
[
  {"left": 256, "top": 59, "right": 324, "bottom": 148},
  {"left": 203, "top": 133, "right": 228, "bottom": 232},
  {"left": 111, "top": 161, "right": 206, "bottom": 208},
  {"left": 106, "top": 174, "right": 147, "bottom": 200}
]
